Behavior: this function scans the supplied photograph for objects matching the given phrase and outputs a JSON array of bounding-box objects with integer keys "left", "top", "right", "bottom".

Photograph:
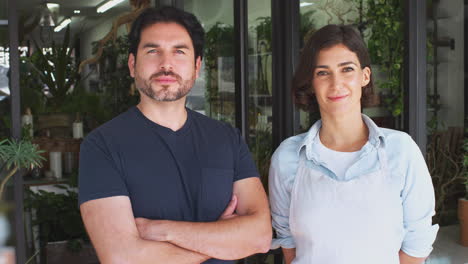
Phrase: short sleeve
[
  {"left": 233, "top": 128, "right": 259, "bottom": 181},
  {"left": 78, "top": 132, "right": 129, "bottom": 205},
  {"left": 400, "top": 135, "right": 439, "bottom": 257}
]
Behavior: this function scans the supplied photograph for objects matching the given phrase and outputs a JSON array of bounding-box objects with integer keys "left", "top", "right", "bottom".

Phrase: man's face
[{"left": 128, "top": 22, "right": 201, "bottom": 102}]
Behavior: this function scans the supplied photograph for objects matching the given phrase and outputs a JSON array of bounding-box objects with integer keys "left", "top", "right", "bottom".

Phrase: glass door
[
  {"left": 247, "top": 0, "right": 273, "bottom": 187},
  {"left": 184, "top": 0, "right": 236, "bottom": 126}
]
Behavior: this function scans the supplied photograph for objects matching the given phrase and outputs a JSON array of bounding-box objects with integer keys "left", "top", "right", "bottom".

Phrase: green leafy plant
[
  {"left": 91, "top": 35, "right": 138, "bottom": 121},
  {"left": 27, "top": 26, "right": 81, "bottom": 113},
  {"left": 204, "top": 22, "right": 235, "bottom": 119},
  {"left": 25, "top": 184, "right": 88, "bottom": 253},
  {"left": 249, "top": 126, "right": 273, "bottom": 192},
  {"left": 366, "top": 0, "right": 404, "bottom": 117},
  {"left": 0, "top": 139, "right": 45, "bottom": 200}
]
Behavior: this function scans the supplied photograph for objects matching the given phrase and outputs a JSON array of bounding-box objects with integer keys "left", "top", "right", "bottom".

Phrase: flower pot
[{"left": 458, "top": 198, "right": 468, "bottom": 247}]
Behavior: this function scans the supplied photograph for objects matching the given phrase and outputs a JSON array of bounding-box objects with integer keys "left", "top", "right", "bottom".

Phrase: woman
[{"left": 269, "top": 24, "right": 439, "bottom": 264}]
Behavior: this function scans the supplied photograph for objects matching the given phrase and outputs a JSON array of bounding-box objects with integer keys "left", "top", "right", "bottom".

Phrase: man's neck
[{"left": 137, "top": 97, "right": 188, "bottom": 132}]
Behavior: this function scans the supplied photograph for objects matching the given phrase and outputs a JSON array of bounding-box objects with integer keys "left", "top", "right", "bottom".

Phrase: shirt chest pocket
[{"left": 199, "top": 168, "right": 234, "bottom": 222}]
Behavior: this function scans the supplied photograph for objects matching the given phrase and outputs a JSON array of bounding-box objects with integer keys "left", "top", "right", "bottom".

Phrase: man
[{"left": 78, "top": 6, "right": 272, "bottom": 264}]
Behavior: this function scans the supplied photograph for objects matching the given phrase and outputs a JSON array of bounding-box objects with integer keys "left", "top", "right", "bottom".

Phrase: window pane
[
  {"left": 247, "top": 0, "right": 273, "bottom": 187},
  {"left": 185, "top": 0, "right": 236, "bottom": 126},
  {"left": 426, "top": 0, "right": 466, "bottom": 228}
]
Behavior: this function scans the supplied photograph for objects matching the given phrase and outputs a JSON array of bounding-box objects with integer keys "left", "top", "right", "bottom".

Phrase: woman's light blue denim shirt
[{"left": 269, "top": 114, "right": 439, "bottom": 258}]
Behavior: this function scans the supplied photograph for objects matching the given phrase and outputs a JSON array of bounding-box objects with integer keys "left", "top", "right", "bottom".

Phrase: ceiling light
[
  {"left": 46, "top": 3, "right": 59, "bottom": 10},
  {"left": 39, "top": 2, "right": 60, "bottom": 27},
  {"left": 74, "top": 10, "right": 81, "bottom": 14},
  {"left": 300, "top": 2, "right": 314, "bottom": 7},
  {"left": 54, "top": 18, "right": 72, "bottom": 32},
  {"left": 97, "top": 0, "right": 126, "bottom": 13}
]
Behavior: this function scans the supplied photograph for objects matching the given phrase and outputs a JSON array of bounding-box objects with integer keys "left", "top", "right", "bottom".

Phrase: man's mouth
[{"left": 154, "top": 77, "right": 177, "bottom": 84}]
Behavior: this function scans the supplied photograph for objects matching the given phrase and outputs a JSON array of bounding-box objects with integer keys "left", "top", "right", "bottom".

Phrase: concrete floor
[{"left": 426, "top": 225, "right": 468, "bottom": 264}]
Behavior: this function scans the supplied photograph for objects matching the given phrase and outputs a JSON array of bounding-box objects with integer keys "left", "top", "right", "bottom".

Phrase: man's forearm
[
  {"left": 97, "top": 236, "right": 210, "bottom": 264},
  {"left": 399, "top": 250, "right": 427, "bottom": 264},
  {"left": 137, "top": 214, "right": 272, "bottom": 260}
]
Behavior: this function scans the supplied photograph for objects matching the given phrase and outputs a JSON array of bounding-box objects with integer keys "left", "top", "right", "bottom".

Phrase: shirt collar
[{"left": 296, "top": 114, "right": 386, "bottom": 160}]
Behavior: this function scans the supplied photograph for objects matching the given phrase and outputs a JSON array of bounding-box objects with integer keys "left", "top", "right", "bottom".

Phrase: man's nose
[{"left": 159, "top": 53, "right": 173, "bottom": 71}]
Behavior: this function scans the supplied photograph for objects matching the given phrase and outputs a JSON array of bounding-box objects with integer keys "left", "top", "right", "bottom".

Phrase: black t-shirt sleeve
[
  {"left": 78, "top": 132, "right": 128, "bottom": 205},
  {"left": 233, "top": 128, "right": 260, "bottom": 181}
]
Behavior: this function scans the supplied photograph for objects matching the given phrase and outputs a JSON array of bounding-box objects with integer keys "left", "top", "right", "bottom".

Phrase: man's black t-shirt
[{"left": 78, "top": 107, "right": 259, "bottom": 263}]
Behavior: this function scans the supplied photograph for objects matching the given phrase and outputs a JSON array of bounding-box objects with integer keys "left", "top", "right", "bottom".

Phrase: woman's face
[{"left": 312, "top": 44, "right": 371, "bottom": 116}]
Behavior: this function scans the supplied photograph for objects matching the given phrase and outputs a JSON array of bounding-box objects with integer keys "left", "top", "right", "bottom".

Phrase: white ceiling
[{"left": 15, "top": 0, "right": 132, "bottom": 33}]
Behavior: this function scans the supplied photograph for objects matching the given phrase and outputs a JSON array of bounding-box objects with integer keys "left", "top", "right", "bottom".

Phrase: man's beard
[{"left": 135, "top": 70, "right": 195, "bottom": 102}]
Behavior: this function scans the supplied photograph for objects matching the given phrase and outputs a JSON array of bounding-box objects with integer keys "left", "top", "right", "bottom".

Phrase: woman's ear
[{"left": 361, "top": 66, "right": 371, "bottom": 87}]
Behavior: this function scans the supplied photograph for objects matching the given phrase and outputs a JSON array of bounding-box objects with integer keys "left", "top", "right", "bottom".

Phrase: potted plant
[
  {"left": 25, "top": 26, "right": 81, "bottom": 137},
  {"left": 0, "top": 138, "right": 45, "bottom": 248},
  {"left": 458, "top": 138, "right": 468, "bottom": 247},
  {"left": 24, "top": 173, "right": 97, "bottom": 264}
]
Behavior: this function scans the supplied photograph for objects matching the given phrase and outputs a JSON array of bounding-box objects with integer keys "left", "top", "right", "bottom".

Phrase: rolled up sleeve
[
  {"left": 269, "top": 141, "right": 300, "bottom": 249},
  {"left": 400, "top": 136, "right": 439, "bottom": 258}
]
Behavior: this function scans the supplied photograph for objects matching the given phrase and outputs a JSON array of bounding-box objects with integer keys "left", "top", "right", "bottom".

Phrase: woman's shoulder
[
  {"left": 379, "top": 127, "right": 415, "bottom": 145},
  {"left": 275, "top": 132, "right": 307, "bottom": 155},
  {"left": 378, "top": 127, "right": 423, "bottom": 163},
  {"left": 271, "top": 133, "right": 308, "bottom": 168}
]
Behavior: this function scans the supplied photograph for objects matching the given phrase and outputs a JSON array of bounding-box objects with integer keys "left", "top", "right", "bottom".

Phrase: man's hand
[
  {"left": 136, "top": 195, "right": 239, "bottom": 241},
  {"left": 135, "top": 218, "right": 166, "bottom": 241},
  {"left": 219, "top": 194, "right": 238, "bottom": 220},
  {"left": 136, "top": 178, "right": 271, "bottom": 260},
  {"left": 80, "top": 196, "right": 211, "bottom": 264}
]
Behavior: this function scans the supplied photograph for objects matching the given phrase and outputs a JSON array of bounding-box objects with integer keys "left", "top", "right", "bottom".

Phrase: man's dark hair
[
  {"left": 128, "top": 6, "right": 205, "bottom": 61},
  {"left": 292, "top": 24, "right": 374, "bottom": 112}
]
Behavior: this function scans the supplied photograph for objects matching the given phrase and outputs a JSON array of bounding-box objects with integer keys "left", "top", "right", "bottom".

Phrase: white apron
[{"left": 289, "top": 147, "right": 404, "bottom": 264}]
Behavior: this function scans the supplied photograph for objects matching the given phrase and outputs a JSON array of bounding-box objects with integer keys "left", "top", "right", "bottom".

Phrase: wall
[{"left": 431, "top": 0, "right": 465, "bottom": 128}]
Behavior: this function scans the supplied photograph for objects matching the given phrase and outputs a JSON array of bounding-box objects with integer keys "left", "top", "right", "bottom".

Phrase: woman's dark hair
[
  {"left": 292, "top": 24, "right": 374, "bottom": 112},
  {"left": 128, "top": 6, "right": 205, "bottom": 61}
]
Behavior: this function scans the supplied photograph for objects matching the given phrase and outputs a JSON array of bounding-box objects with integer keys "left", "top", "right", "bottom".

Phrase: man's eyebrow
[
  {"left": 174, "top": 44, "right": 190, "bottom": 49},
  {"left": 142, "top": 43, "right": 159, "bottom": 49}
]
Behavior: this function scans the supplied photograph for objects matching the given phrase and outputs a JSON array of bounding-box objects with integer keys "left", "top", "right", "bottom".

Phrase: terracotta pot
[{"left": 459, "top": 198, "right": 468, "bottom": 247}]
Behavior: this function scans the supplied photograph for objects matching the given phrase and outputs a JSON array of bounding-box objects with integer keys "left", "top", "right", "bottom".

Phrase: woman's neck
[{"left": 319, "top": 111, "right": 368, "bottom": 152}]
